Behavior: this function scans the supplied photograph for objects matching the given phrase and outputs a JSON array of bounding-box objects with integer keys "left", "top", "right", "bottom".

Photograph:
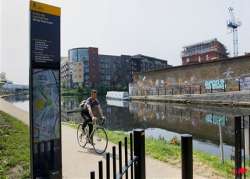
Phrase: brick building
[{"left": 182, "top": 39, "right": 228, "bottom": 65}]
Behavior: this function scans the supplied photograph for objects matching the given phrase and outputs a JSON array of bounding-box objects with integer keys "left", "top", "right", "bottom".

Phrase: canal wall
[
  {"left": 130, "top": 91, "right": 250, "bottom": 107},
  {"left": 130, "top": 55, "right": 250, "bottom": 95}
]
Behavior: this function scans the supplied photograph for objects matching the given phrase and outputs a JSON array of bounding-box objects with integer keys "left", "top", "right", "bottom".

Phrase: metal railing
[
  {"left": 90, "top": 129, "right": 145, "bottom": 179},
  {"left": 130, "top": 80, "right": 243, "bottom": 96}
]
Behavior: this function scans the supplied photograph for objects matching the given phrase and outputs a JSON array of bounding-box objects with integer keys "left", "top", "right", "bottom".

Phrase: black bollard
[
  {"left": 90, "top": 171, "right": 95, "bottom": 179},
  {"left": 181, "top": 134, "right": 193, "bottom": 179},
  {"left": 134, "top": 129, "right": 146, "bottom": 179}
]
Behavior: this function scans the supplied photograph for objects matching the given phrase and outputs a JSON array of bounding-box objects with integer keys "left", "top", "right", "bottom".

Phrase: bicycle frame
[{"left": 85, "top": 119, "right": 103, "bottom": 141}]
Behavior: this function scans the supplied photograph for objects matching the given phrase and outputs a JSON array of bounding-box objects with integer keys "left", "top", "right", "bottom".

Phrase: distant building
[
  {"left": 61, "top": 57, "right": 70, "bottom": 88},
  {"left": 181, "top": 39, "right": 228, "bottom": 65},
  {"left": 72, "top": 62, "right": 83, "bottom": 83},
  {"left": 131, "top": 54, "right": 169, "bottom": 73},
  {"left": 99, "top": 54, "right": 170, "bottom": 89},
  {"left": 99, "top": 55, "right": 132, "bottom": 89},
  {"left": 68, "top": 47, "right": 99, "bottom": 88},
  {"left": 63, "top": 47, "right": 170, "bottom": 90}
]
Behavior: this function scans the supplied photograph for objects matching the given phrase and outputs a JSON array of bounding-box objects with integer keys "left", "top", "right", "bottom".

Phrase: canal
[{"left": 4, "top": 94, "right": 250, "bottom": 161}]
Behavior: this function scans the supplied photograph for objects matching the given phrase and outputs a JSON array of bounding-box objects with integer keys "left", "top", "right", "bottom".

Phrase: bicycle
[{"left": 77, "top": 118, "right": 108, "bottom": 154}]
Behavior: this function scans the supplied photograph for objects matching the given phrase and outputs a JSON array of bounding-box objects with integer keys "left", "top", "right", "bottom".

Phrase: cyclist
[{"left": 80, "top": 90, "right": 105, "bottom": 140}]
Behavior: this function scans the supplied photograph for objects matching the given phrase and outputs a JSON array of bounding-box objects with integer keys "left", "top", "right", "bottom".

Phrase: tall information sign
[{"left": 30, "top": 1, "right": 61, "bottom": 178}]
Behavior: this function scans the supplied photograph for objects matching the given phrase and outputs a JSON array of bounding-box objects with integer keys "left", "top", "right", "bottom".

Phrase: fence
[
  {"left": 130, "top": 79, "right": 243, "bottom": 96},
  {"left": 89, "top": 129, "right": 145, "bottom": 179},
  {"left": 89, "top": 116, "right": 249, "bottom": 179}
]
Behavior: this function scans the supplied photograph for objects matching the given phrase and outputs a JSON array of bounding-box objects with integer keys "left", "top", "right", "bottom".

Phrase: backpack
[{"left": 79, "top": 100, "right": 87, "bottom": 110}]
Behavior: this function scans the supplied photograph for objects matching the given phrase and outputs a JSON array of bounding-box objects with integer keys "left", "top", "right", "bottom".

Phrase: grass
[
  {"left": 66, "top": 121, "right": 250, "bottom": 178},
  {"left": 0, "top": 111, "right": 30, "bottom": 179}
]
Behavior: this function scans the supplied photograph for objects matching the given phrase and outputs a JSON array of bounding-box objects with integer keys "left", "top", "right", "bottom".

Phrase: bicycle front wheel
[
  {"left": 92, "top": 127, "right": 108, "bottom": 154},
  {"left": 77, "top": 124, "right": 87, "bottom": 148}
]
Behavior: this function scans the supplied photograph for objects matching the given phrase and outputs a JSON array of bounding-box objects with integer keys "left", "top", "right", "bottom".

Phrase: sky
[{"left": 1, "top": 0, "right": 250, "bottom": 85}]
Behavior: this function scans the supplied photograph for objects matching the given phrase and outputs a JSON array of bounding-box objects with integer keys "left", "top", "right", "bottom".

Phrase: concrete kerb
[{"left": 130, "top": 91, "right": 250, "bottom": 107}]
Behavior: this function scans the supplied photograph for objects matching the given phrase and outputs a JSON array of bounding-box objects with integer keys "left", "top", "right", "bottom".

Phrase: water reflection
[
  {"left": 59, "top": 95, "right": 250, "bottom": 160},
  {"left": 3, "top": 95, "right": 29, "bottom": 112}
]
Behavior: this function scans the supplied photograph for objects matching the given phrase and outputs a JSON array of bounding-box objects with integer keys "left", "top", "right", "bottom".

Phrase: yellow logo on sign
[
  {"left": 30, "top": 1, "right": 61, "bottom": 16},
  {"left": 35, "top": 99, "right": 45, "bottom": 110}
]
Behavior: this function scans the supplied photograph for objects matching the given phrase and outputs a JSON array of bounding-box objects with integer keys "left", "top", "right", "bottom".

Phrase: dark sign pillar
[{"left": 29, "top": 1, "right": 61, "bottom": 178}]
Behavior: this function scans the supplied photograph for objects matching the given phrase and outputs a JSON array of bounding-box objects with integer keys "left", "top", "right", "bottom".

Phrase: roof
[
  {"left": 183, "top": 38, "right": 220, "bottom": 49},
  {"left": 68, "top": 47, "right": 98, "bottom": 51},
  {"left": 131, "top": 54, "right": 167, "bottom": 63}
]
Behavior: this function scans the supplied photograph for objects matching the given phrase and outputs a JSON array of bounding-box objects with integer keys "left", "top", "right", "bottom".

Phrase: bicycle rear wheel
[
  {"left": 92, "top": 127, "right": 108, "bottom": 154},
  {"left": 77, "top": 124, "right": 88, "bottom": 148}
]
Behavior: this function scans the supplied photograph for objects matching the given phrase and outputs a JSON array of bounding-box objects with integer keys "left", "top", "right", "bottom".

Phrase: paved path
[
  {"left": 0, "top": 97, "right": 29, "bottom": 125},
  {"left": 0, "top": 98, "right": 209, "bottom": 179}
]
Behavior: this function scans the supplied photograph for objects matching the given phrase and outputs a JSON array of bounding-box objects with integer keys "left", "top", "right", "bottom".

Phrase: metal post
[
  {"left": 224, "top": 82, "right": 226, "bottom": 92},
  {"left": 219, "top": 120, "right": 224, "bottom": 163},
  {"left": 199, "top": 85, "right": 202, "bottom": 94},
  {"left": 248, "top": 116, "right": 250, "bottom": 169},
  {"left": 118, "top": 141, "right": 122, "bottom": 176},
  {"left": 90, "top": 171, "right": 95, "bottom": 179},
  {"left": 172, "top": 88, "right": 174, "bottom": 95},
  {"left": 239, "top": 80, "right": 241, "bottom": 91},
  {"left": 125, "top": 137, "right": 128, "bottom": 179},
  {"left": 99, "top": 161, "right": 103, "bottom": 179},
  {"left": 235, "top": 116, "right": 242, "bottom": 179},
  {"left": 243, "top": 117, "right": 246, "bottom": 179},
  {"left": 134, "top": 129, "right": 145, "bottom": 179},
  {"left": 181, "top": 134, "right": 193, "bottom": 179},
  {"left": 130, "top": 133, "right": 134, "bottom": 179},
  {"left": 112, "top": 146, "right": 116, "bottom": 179},
  {"left": 106, "top": 153, "right": 110, "bottom": 179},
  {"left": 210, "top": 84, "right": 213, "bottom": 93}
]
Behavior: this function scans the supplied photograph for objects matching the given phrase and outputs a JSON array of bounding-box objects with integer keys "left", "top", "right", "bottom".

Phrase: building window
[
  {"left": 78, "top": 48, "right": 89, "bottom": 61},
  {"left": 69, "top": 49, "right": 78, "bottom": 61}
]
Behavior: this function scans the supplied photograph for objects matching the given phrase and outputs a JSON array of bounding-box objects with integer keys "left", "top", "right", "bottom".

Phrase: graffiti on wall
[
  {"left": 205, "top": 79, "right": 225, "bottom": 89},
  {"left": 205, "top": 114, "right": 227, "bottom": 126},
  {"left": 223, "top": 67, "right": 234, "bottom": 79},
  {"left": 240, "top": 75, "right": 250, "bottom": 90}
]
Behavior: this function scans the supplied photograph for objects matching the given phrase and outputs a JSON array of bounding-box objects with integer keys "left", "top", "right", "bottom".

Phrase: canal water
[{"left": 4, "top": 95, "right": 250, "bottom": 161}]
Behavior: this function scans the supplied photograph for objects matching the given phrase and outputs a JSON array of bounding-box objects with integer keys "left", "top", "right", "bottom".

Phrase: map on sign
[{"left": 33, "top": 69, "right": 60, "bottom": 142}]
